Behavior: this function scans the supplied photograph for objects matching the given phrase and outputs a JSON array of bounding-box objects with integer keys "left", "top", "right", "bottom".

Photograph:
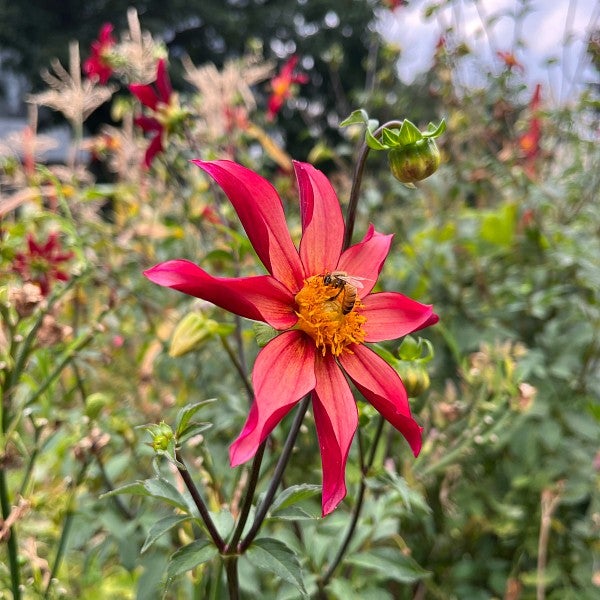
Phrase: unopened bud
[
  {"left": 169, "top": 312, "right": 219, "bottom": 357},
  {"left": 388, "top": 138, "right": 441, "bottom": 184}
]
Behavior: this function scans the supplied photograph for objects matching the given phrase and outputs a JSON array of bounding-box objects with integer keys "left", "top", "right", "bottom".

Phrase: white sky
[{"left": 377, "top": 0, "right": 600, "bottom": 104}]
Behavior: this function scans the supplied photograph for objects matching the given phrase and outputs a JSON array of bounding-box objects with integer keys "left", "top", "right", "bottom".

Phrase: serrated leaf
[
  {"left": 381, "top": 127, "right": 401, "bottom": 147},
  {"left": 142, "top": 515, "right": 193, "bottom": 554},
  {"left": 270, "top": 484, "right": 322, "bottom": 513},
  {"left": 346, "top": 547, "right": 430, "bottom": 583},
  {"left": 268, "top": 505, "right": 321, "bottom": 521},
  {"left": 398, "top": 119, "right": 423, "bottom": 145},
  {"left": 253, "top": 322, "right": 279, "bottom": 347},
  {"left": 166, "top": 540, "right": 217, "bottom": 579},
  {"left": 246, "top": 537, "right": 307, "bottom": 596},
  {"left": 365, "top": 127, "right": 387, "bottom": 150},
  {"left": 175, "top": 399, "right": 216, "bottom": 439},
  {"left": 339, "top": 109, "right": 369, "bottom": 127}
]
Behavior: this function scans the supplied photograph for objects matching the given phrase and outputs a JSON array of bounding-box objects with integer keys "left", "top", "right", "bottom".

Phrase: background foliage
[{"left": 1, "top": 1, "right": 599, "bottom": 599}]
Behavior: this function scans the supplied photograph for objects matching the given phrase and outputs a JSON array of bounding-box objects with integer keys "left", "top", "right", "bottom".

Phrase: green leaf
[
  {"left": 177, "top": 422, "right": 212, "bottom": 445},
  {"left": 398, "top": 119, "right": 423, "bottom": 145},
  {"left": 423, "top": 118, "right": 446, "bottom": 138},
  {"left": 253, "top": 322, "right": 279, "bottom": 347},
  {"left": 246, "top": 537, "right": 307, "bottom": 596},
  {"left": 166, "top": 540, "right": 217, "bottom": 579},
  {"left": 365, "top": 127, "right": 387, "bottom": 150},
  {"left": 141, "top": 515, "right": 193, "bottom": 554},
  {"left": 346, "top": 547, "right": 430, "bottom": 583},
  {"left": 175, "top": 399, "right": 216, "bottom": 439},
  {"left": 339, "top": 109, "right": 369, "bottom": 127},
  {"left": 270, "top": 484, "right": 322, "bottom": 514},
  {"left": 101, "top": 478, "right": 191, "bottom": 513},
  {"left": 381, "top": 127, "right": 401, "bottom": 147}
]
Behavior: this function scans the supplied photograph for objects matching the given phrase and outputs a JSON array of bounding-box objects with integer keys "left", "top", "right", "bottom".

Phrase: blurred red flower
[
  {"left": 518, "top": 84, "right": 542, "bottom": 176},
  {"left": 130, "top": 59, "right": 174, "bottom": 168},
  {"left": 84, "top": 23, "right": 116, "bottom": 84},
  {"left": 497, "top": 50, "right": 524, "bottom": 73},
  {"left": 266, "top": 55, "right": 308, "bottom": 120},
  {"left": 13, "top": 232, "right": 73, "bottom": 296}
]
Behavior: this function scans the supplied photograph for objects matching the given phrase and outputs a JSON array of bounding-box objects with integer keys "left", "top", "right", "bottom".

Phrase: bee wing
[{"left": 341, "top": 275, "right": 372, "bottom": 289}]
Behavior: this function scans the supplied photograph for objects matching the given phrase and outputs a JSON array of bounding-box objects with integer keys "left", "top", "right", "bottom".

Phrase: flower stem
[
  {"left": 343, "top": 120, "right": 404, "bottom": 250},
  {"left": 238, "top": 395, "right": 311, "bottom": 552},
  {"left": 0, "top": 468, "right": 21, "bottom": 600},
  {"left": 224, "top": 555, "right": 240, "bottom": 600},
  {"left": 318, "top": 416, "right": 385, "bottom": 589},
  {"left": 175, "top": 450, "right": 225, "bottom": 552},
  {"left": 225, "top": 441, "right": 266, "bottom": 553},
  {"left": 220, "top": 336, "right": 253, "bottom": 403}
]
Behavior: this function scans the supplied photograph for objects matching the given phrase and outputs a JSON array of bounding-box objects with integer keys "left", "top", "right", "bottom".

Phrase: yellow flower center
[{"left": 294, "top": 275, "right": 366, "bottom": 357}]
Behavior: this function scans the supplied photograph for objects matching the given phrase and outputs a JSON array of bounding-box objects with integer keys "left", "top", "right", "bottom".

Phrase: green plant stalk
[
  {"left": 44, "top": 459, "right": 90, "bottom": 598},
  {"left": 225, "top": 440, "right": 266, "bottom": 552},
  {"left": 0, "top": 467, "right": 21, "bottom": 600},
  {"left": 220, "top": 336, "right": 254, "bottom": 403},
  {"left": 318, "top": 416, "right": 385, "bottom": 590},
  {"left": 224, "top": 555, "right": 240, "bottom": 600},
  {"left": 175, "top": 450, "right": 225, "bottom": 552},
  {"left": 343, "top": 120, "right": 403, "bottom": 249},
  {"left": 238, "top": 395, "right": 311, "bottom": 552}
]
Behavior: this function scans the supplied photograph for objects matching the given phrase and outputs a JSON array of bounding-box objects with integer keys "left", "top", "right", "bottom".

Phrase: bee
[{"left": 322, "top": 271, "right": 368, "bottom": 315}]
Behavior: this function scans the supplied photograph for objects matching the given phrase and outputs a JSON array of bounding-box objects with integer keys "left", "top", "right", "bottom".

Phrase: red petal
[
  {"left": 294, "top": 161, "right": 344, "bottom": 277},
  {"left": 134, "top": 116, "right": 162, "bottom": 132},
  {"left": 339, "top": 345, "right": 422, "bottom": 456},
  {"left": 192, "top": 160, "right": 304, "bottom": 292},
  {"left": 144, "top": 259, "right": 297, "bottom": 329},
  {"left": 361, "top": 292, "right": 437, "bottom": 342},
  {"left": 229, "top": 331, "right": 316, "bottom": 465},
  {"left": 312, "top": 354, "right": 358, "bottom": 516},
  {"left": 129, "top": 83, "right": 158, "bottom": 110},
  {"left": 337, "top": 225, "right": 393, "bottom": 297},
  {"left": 155, "top": 58, "right": 172, "bottom": 102},
  {"left": 143, "top": 133, "right": 163, "bottom": 168}
]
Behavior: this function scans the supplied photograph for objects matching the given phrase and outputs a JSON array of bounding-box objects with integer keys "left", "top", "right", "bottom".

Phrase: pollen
[{"left": 294, "top": 275, "right": 366, "bottom": 357}]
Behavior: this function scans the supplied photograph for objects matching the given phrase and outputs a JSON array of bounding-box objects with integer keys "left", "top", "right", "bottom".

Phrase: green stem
[
  {"left": 224, "top": 555, "right": 240, "bottom": 600},
  {"left": 318, "top": 416, "right": 385, "bottom": 590},
  {"left": 220, "top": 336, "right": 253, "bottom": 403},
  {"left": 175, "top": 450, "right": 225, "bottom": 552},
  {"left": 238, "top": 395, "right": 311, "bottom": 552},
  {"left": 226, "top": 441, "right": 266, "bottom": 552},
  {"left": 343, "top": 120, "right": 404, "bottom": 249},
  {"left": 0, "top": 468, "right": 21, "bottom": 600},
  {"left": 44, "top": 460, "right": 90, "bottom": 598}
]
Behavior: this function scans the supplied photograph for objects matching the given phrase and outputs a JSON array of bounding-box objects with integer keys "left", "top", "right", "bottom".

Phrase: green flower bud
[
  {"left": 85, "top": 392, "right": 110, "bottom": 420},
  {"left": 147, "top": 421, "right": 174, "bottom": 452},
  {"left": 395, "top": 362, "right": 431, "bottom": 397},
  {"left": 388, "top": 138, "right": 441, "bottom": 184},
  {"left": 169, "top": 312, "right": 219, "bottom": 357}
]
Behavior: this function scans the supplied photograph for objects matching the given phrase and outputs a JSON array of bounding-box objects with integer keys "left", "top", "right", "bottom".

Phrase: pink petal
[
  {"left": 312, "top": 354, "right": 358, "bottom": 516},
  {"left": 361, "top": 292, "right": 437, "bottom": 342},
  {"left": 155, "top": 59, "right": 172, "bottom": 102},
  {"left": 129, "top": 83, "right": 158, "bottom": 110},
  {"left": 229, "top": 331, "right": 316, "bottom": 465},
  {"left": 144, "top": 259, "right": 297, "bottom": 329},
  {"left": 191, "top": 160, "right": 304, "bottom": 293},
  {"left": 337, "top": 225, "right": 393, "bottom": 297},
  {"left": 294, "top": 161, "right": 344, "bottom": 277},
  {"left": 339, "top": 344, "right": 422, "bottom": 456}
]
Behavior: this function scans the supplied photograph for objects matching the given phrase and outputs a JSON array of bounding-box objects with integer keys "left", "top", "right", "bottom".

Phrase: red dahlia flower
[
  {"left": 13, "top": 232, "right": 73, "bottom": 296},
  {"left": 130, "top": 59, "right": 174, "bottom": 168},
  {"left": 84, "top": 23, "right": 116, "bottom": 84},
  {"left": 497, "top": 50, "right": 524, "bottom": 73},
  {"left": 144, "top": 160, "right": 438, "bottom": 515},
  {"left": 267, "top": 55, "right": 309, "bottom": 120},
  {"left": 518, "top": 84, "right": 542, "bottom": 177}
]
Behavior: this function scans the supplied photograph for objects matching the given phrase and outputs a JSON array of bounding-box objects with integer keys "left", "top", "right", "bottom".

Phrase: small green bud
[
  {"left": 169, "top": 312, "right": 219, "bottom": 357},
  {"left": 388, "top": 138, "right": 441, "bottom": 184},
  {"left": 85, "top": 392, "right": 110, "bottom": 420},
  {"left": 147, "top": 421, "right": 174, "bottom": 452},
  {"left": 396, "top": 362, "right": 431, "bottom": 397}
]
